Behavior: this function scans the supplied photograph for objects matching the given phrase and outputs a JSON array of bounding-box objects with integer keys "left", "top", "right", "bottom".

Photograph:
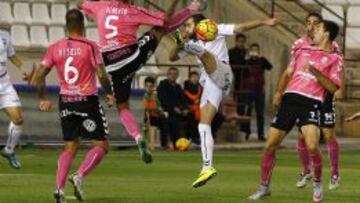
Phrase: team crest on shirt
[{"left": 83, "top": 119, "right": 97, "bottom": 132}]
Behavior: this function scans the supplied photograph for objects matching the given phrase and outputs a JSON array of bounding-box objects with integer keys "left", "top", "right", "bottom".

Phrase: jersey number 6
[{"left": 64, "top": 57, "right": 79, "bottom": 85}]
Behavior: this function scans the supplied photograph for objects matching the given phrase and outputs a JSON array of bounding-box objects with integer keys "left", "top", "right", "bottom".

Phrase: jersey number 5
[
  {"left": 105, "top": 15, "right": 119, "bottom": 39},
  {"left": 64, "top": 57, "right": 79, "bottom": 85}
]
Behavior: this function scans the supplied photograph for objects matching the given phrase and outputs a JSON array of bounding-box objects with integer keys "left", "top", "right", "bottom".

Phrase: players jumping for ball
[
  {"left": 249, "top": 20, "right": 343, "bottom": 202},
  {"left": 32, "top": 9, "right": 115, "bottom": 203},
  {"left": 168, "top": 13, "right": 277, "bottom": 188}
]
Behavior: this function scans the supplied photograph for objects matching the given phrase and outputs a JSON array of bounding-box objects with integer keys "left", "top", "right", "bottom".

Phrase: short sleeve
[
  {"left": 89, "top": 42, "right": 102, "bottom": 68},
  {"left": 82, "top": 1, "right": 98, "bottom": 18},
  {"left": 328, "top": 57, "right": 343, "bottom": 87},
  {"left": 134, "top": 6, "right": 165, "bottom": 26},
  {"left": 6, "top": 35, "right": 16, "bottom": 57},
  {"left": 41, "top": 46, "right": 55, "bottom": 69},
  {"left": 217, "top": 24, "right": 235, "bottom": 36}
]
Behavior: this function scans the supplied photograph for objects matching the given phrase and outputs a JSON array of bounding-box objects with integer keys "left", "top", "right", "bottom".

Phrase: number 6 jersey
[{"left": 41, "top": 36, "right": 102, "bottom": 96}]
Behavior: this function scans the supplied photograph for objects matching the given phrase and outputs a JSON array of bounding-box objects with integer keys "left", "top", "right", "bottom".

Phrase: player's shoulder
[{"left": 292, "top": 36, "right": 309, "bottom": 48}]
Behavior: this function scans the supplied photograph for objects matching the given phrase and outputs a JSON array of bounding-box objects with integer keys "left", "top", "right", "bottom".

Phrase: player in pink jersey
[
  {"left": 249, "top": 20, "right": 343, "bottom": 202},
  {"left": 272, "top": 13, "right": 343, "bottom": 190},
  {"left": 77, "top": 0, "right": 206, "bottom": 164},
  {"left": 31, "top": 10, "right": 115, "bottom": 203}
]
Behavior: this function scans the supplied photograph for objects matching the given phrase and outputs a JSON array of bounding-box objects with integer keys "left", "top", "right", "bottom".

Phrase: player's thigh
[
  {"left": 83, "top": 101, "right": 110, "bottom": 141},
  {"left": 138, "top": 32, "right": 159, "bottom": 64},
  {"left": 208, "top": 61, "right": 233, "bottom": 95},
  {"left": 110, "top": 69, "right": 133, "bottom": 104},
  {"left": 200, "top": 76, "right": 222, "bottom": 119},
  {"left": 301, "top": 124, "right": 320, "bottom": 153},
  {"left": 200, "top": 51, "right": 217, "bottom": 75},
  {"left": 200, "top": 102, "right": 218, "bottom": 124},
  {"left": 264, "top": 127, "right": 287, "bottom": 152},
  {"left": 4, "top": 106, "right": 23, "bottom": 125},
  {"left": 63, "top": 140, "right": 80, "bottom": 154}
]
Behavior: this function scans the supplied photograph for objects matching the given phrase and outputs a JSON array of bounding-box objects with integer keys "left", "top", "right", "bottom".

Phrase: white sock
[
  {"left": 5, "top": 122, "right": 22, "bottom": 154},
  {"left": 184, "top": 42, "right": 206, "bottom": 58},
  {"left": 198, "top": 124, "right": 214, "bottom": 171}
]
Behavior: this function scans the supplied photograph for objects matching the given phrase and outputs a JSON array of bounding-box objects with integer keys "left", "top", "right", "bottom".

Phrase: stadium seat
[
  {"left": 348, "top": 0, "right": 360, "bottom": 5},
  {"left": 30, "top": 26, "right": 49, "bottom": 48},
  {"left": 347, "top": 6, "right": 360, "bottom": 26},
  {"left": 86, "top": 28, "right": 99, "bottom": 43},
  {"left": 49, "top": 26, "right": 65, "bottom": 44},
  {"left": 51, "top": 4, "right": 67, "bottom": 25},
  {"left": 32, "top": 3, "right": 51, "bottom": 25},
  {"left": 346, "top": 28, "right": 360, "bottom": 49},
  {"left": 321, "top": 5, "right": 344, "bottom": 26},
  {"left": 11, "top": 25, "right": 30, "bottom": 48},
  {"left": 13, "top": 3, "right": 32, "bottom": 25},
  {"left": 0, "top": 2, "right": 13, "bottom": 24},
  {"left": 323, "top": 0, "right": 348, "bottom": 5}
]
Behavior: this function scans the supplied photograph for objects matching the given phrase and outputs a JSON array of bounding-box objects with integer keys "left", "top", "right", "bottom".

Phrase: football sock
[
  {"left": 198, "top": 124, "right": 214, "bottom": 171},
  {"left": 77, "top": 146, "right": 106, "bottom": 178},
  {"left": 261, "top": 151, "right": 276, "bottom": 186},
  {"left": 297, "top": 138, "right": 311, "bottom": 174},
  {"left": 118, "top": 108, "right": 141, "bottom": 143},
  {"left": 56, "top": 151, "right": 74, "bottom": 190},
  {"left": 310, "top": 150, "right": 323, "bottom": 182},
  {"left": 5, "top": 122, "right": 22, "bottom": 154},
  {"left": 184, "top": 42, "right": 206, "bottom": 58},
  {"left": 327, "top": 139, "right": 340, "bottom": 177}
]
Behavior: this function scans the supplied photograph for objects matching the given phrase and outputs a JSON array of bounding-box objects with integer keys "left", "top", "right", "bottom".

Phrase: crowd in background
[{"left": 143, "top": 33, "right": 274, "bottom": 150}]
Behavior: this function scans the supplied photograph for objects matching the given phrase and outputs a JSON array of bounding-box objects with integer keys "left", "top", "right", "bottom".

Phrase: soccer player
[
  {"left": 0, "top": 28, "right": 31, "bottom": 169},
  {"left": 168, "top": 14, "right": 277, "bottom": 188},
  {"left": 31, "top": 9, "right": 115, "bottom": 203},
  {"left": 77, "top": 0, "right": 206, "bottom": 164},
  {"left": 249, "top": 20, "right": 343, "bottom": 202},
  {"left": 272, "top": 13, "right": 342, "bottom": 190}
]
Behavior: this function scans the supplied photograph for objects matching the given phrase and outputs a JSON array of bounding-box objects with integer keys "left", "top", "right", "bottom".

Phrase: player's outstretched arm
[
  {"left": 307, "top": 64, "right": 339, "bottom": 94},
  {"left": 346, "top": 112, "right": 360, "bottom": 121},
  {"left": 164, "top": 0, "right": 180, "bottom": 23},
  {"left": 32, "top": 65, "right": 53, "bottom": 111},
  {"left": 8, "top": 55, "right": 31, "bottom": 81},
  {"left": 95, "top": 64, "right": 116, "bottom": 107},
  {"left": 234, "top": 18, "right": 277, "bottom": 33}
]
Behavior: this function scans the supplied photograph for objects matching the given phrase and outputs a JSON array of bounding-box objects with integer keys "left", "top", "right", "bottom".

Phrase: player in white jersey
[
  {"left": 169, "top": 14, "right": 277, "bottom": 188},
  {"left": 0, "top": 30, "right": 30, "bottom": 169}
]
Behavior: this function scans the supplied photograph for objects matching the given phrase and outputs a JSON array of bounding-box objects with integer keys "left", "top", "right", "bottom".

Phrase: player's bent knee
[
  {"left": 117, "top": 102, "right": 130, "bottom": 110},
  {"left": 305, "top": 143, "right": 318, "bottom": 154},
  {"left": 94, "top": 140, "right": 109, "bottom": 153}
]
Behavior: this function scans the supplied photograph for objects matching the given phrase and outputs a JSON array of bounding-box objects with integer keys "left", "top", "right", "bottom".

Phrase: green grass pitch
[{"left": 0, "top": 148, "right": 359, "bottom": 203}]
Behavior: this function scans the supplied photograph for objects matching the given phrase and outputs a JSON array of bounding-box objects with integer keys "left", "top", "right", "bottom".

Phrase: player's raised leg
[
  {"left": 69, "top": 140, "right": 109, "bottom": 201},
  {"left": 248, "top": 127, "right": 286, "bottom": 200},
  {"left": 54, "top": 141, "right": 79, "bottom": 203},
  {"left": 1, "top": 106, "right": 23, "bottom": 169},
  {"left": 301, "top": 125, "right": 323, "bottom": 203}
]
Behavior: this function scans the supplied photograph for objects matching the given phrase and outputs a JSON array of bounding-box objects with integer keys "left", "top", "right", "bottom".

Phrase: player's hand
[
  {"left": 272, "top": 91, "right": 282, "bottom": 108},
  {"left": 264, "top": 18, "right": 278, "bottom": 26},
  {"left": 345, "top": 112, "right": 360, "bottom": 122},
  {"left": 105, "top": 94, "right": 116, "bottom": 108},
  {"left": 39, "top": 99, "right": 53, "bottom": 112}
]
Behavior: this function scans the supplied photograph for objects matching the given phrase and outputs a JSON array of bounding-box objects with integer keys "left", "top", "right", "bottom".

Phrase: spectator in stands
[
  {"left": 183, "top": 71, "right": 202, "bottom": 145},
  {"left": 243, "top": 43, "right": 273, "bottom": 141},
  {"left": 143, "top": 77, "right": 171, "bottom": 150},
  {"left": 228, "top": 33, "right": 250, "bottom": 139},
  {"left": 158, "top": 67, "right": 189, "bottom": 148}
]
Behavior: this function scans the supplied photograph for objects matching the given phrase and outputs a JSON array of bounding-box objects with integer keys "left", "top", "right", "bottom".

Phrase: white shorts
[
  {"left": 0, "top": 76, "right": 21, "bottom": 109},
  {"left": 199, "top": 59, "right": 233, "bottom": 111}
]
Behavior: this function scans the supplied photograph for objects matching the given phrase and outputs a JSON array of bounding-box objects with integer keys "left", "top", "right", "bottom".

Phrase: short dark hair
[
  {"left": 250, "top": 43, "right": 260, "bottom": 49},
  {"left": 66, "top": 9, "right": 84, "bottom": 31},
  {"left": 189, "top": 71, "right": 199, "bottom": 77},
  {"left": 236, "top": 33, "right": 246, "bottom": 40},
  {"left": 168, "top": 67, "right": 179, "bottom": 72},
  {"left": 145, "top": 76, "right": 156, "bottom": 84},
  {"left": 192, "top": 13, "right": 207, "bottom": 24},
  {"left": 306, "top": 12, "right": 322, "bottom": 21},
  {"left": 322, "top": 20, "right": 339, "bottom": 41}
]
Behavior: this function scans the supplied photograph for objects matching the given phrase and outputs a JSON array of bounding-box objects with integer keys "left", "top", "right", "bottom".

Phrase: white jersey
[
  {"left": 192, "top": 24, "right": 235, "bottom": 63},
  {"left": 0, "top": 30, "right": 16, "bottom": 76}
]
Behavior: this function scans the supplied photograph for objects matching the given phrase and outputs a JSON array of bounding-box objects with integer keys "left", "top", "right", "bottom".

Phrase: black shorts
[
  {"left": 271, "top": 93, "right": 322, "bottom": 132},
  {"left": 320, "top": 94, "right": 335, "bottom": 128},
  {"left": 59, "top": 95, "right": 109, "bottom": 141},
  {"left": 102, "top": 32, "right": 158, "bottom": 103}
]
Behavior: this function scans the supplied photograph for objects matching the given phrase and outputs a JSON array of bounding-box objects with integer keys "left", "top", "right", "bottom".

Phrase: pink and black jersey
[
  {"left": 42, "top": 37, "right": 102, "bottom": 96},
  {"left": 285, "top": 47, "right": 343, "bottom": 102},
  {"left": 82, "top": 0, "right": 165, "bottom": 52}
]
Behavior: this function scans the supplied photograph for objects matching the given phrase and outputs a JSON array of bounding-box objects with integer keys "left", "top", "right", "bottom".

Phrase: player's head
[
  {"left": 189, "top": 71, "right": 200, "bottom": 84},
  {"left": 144, "top": 76, "right": 156, "bottom": 93},
  {"left": 313, "top": 20, "right": 339, "bottom": 45},
  {"left": 167, "top": 67, "right": 179, "bottom": 83},
  {"left": 249, "top": 43, "right": 260, "bottom": 57},
  {"left": 66, "top": 9, "right": 85, "bottom": 35},
  {"left": 184, "top": 13, "right": 206, "bottom": 39},
  {"left": 235, "top": 33, "right": 247, "bottom": 48},
  {"left": 306, "top": 12, "right": 322, "bottom": 39}
]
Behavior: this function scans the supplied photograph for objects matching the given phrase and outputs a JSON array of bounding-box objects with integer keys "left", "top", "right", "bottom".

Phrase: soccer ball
[
  {"left": 195, "top": 19, "right": 218, "bottom": 42},
  {"left": 175, "top": 138, "right": 191, "bottom": 151}
]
